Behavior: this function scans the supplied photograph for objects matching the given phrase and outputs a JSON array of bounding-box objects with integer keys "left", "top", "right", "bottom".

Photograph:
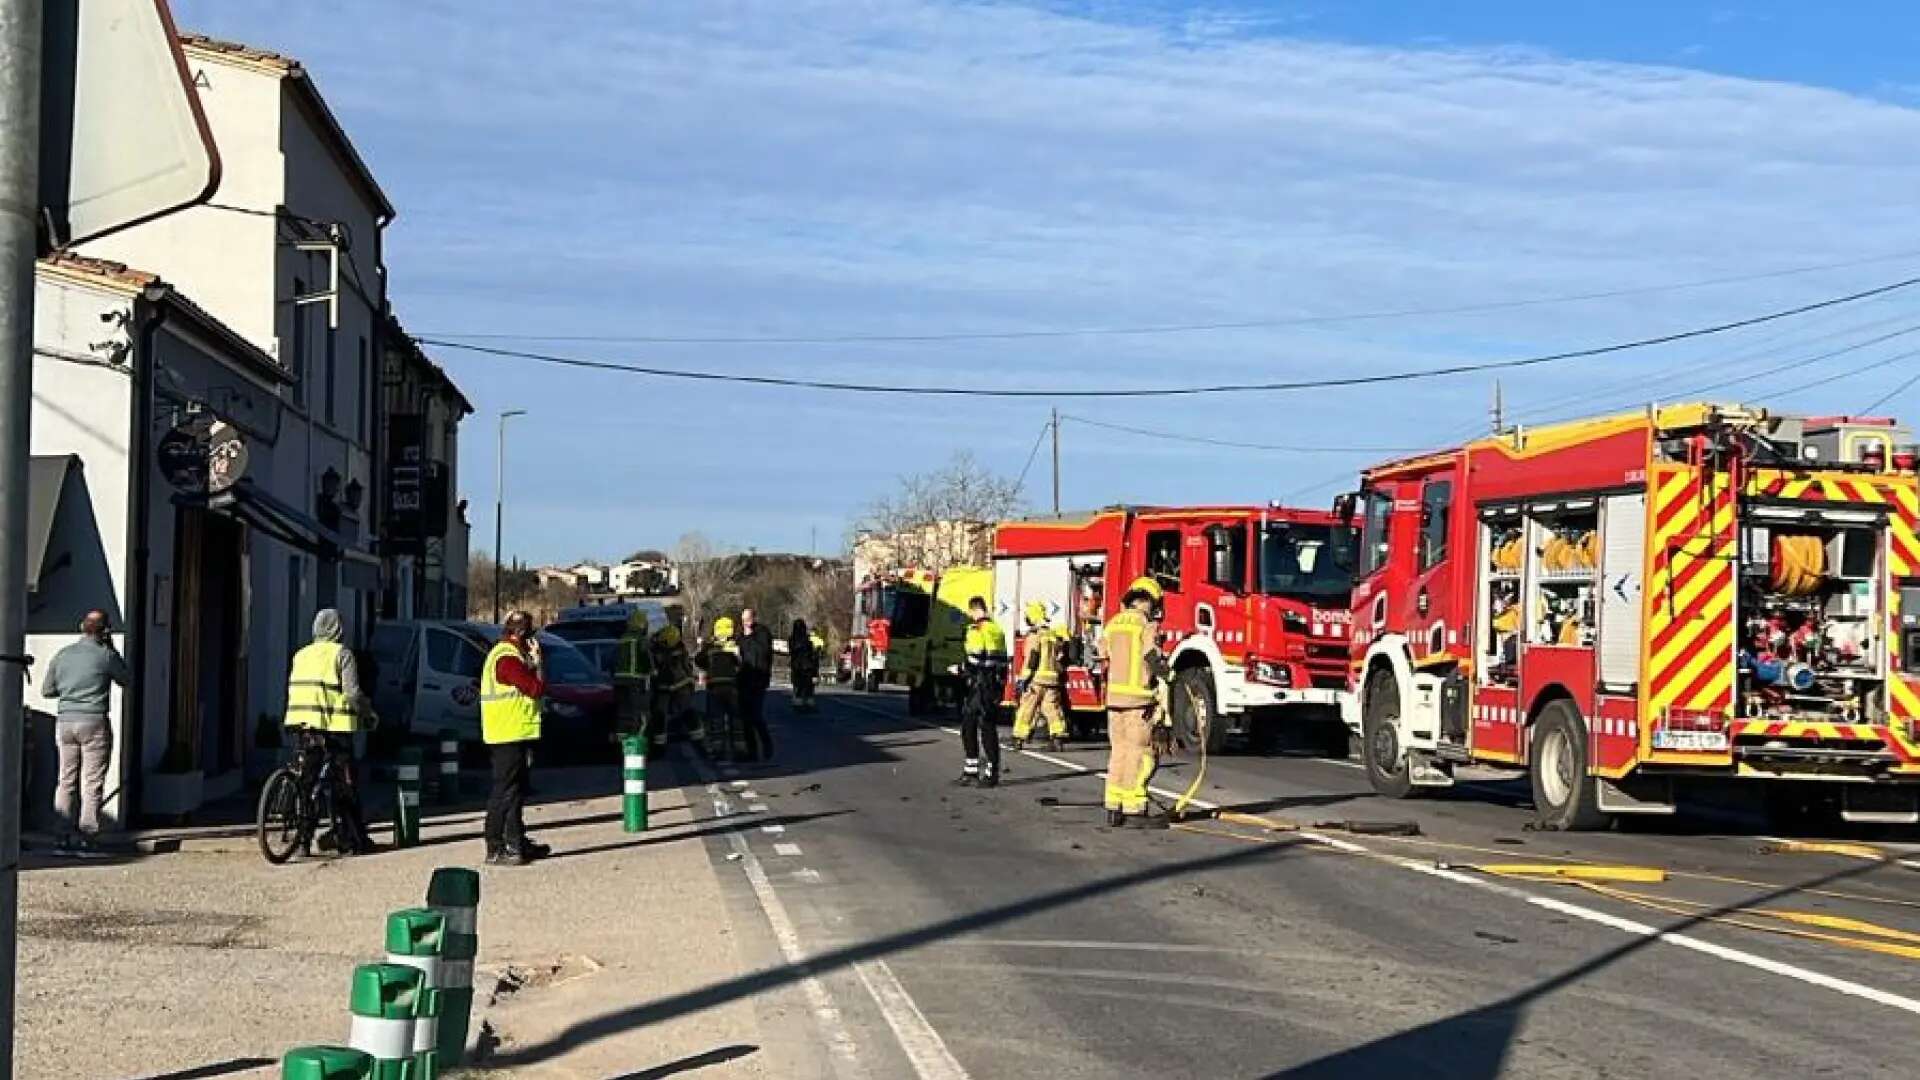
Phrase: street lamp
[{"left": 493, "top": 408, "right": 527, "bottom": 622}]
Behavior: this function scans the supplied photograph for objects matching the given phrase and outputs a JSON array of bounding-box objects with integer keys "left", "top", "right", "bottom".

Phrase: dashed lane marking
[
  {"left": 763, "top": 824, "right": 787, "bottom": 835},
  {"left": 747, "top": 803, "right": 769, "bottom": 814},
  {"left": 823, "top": 693, "right": 1920, "bottom": 1020},
  {"left": 774, "top": 842, "right": 804, "bottom": 857}
]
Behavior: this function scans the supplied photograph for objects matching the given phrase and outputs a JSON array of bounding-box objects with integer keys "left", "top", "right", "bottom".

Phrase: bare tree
[
  {"left": 468, "top": 550, "right": 542, "bottom": 623},
  {"left": 854, "top": 451, "right": 1024, "bottom": 574},
  {"left": 673, "top": 532, "right": 748, "bottom": 641}
]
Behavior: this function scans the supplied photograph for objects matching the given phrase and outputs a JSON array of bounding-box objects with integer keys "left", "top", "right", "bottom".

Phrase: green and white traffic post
[
  {"left": 385, "top": 908, "right": 446, "bottom": 1080},
  {"left": 622, "top": 733, "right": 648, "bottom": 832},
  {"left": 434, "top": 729, "right": 460, "bottom": 804},
  {"left": 394, "top": 746, "right": 423, "bottom": 848},
  {"left": 425, "top": 868, "right": 480, "bottom": 1067},
  {"left": 347, "top": 963, "right": 423, "bottom": 1080},
  {"left": 281, "top": 1046, "right": 373, "bottom": 1080}
]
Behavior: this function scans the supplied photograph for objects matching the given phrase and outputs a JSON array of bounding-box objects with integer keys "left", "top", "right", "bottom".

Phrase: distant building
[
  {"left": 381, "top": 318, "right": 472, "bottom": 620},
  {"left": 853, "top": 519, "right": 993, "bottom": 579}
]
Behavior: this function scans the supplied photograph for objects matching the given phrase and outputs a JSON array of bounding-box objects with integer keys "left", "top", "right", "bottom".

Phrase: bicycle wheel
[{"left": 256, "top": 768, "right": 306, "bottom": 864}]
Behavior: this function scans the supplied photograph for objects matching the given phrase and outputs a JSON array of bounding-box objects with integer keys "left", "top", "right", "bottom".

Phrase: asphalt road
[{"left": 675, "top": 685, "right": 1920, "bottom": 1080}]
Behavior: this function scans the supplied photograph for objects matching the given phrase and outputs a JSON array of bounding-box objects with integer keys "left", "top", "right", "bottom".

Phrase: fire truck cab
[
  {"left": 995, "top": 506, "right": 1356, "bottom": 752},
  {"left": 1344, "top": 403, "right": 1920, "bottom": 830}
]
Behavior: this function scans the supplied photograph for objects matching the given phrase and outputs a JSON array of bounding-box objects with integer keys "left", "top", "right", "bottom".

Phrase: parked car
[{"left": 370, "top": 619, "right": 615, "bottom": 746}]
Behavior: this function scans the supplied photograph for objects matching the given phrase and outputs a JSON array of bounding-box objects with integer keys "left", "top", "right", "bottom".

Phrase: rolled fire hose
[{"left": 1769, "top": 534, "right": 1825, "bottom": 597}]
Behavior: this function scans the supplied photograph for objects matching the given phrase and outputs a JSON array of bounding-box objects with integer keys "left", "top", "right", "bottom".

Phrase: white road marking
[
  {"left": 829, "top": 693, "right": 1920, "bottom": 1020},
  {"left": 851, "top": 959, "right": 971, "bottom": 1080},
  {"left": 763, "top": 824, "right": 787, "bottom": 835},
  {"left": 741, "top": 790, "right": 760, "bottom": 800},
  {"left": 774, "top": 842, "right": 803, "bottom": 857},
  {"left": 944, "top": 939, "right": 1248, "bottom": 955},
  {"left": 791, "top": 868, "right": 824, "bottom": 883},
  {"left": 711, "top": 790, "right": 869, "bottom": 1075},
  {"left": 747, "top": 803, "right": 769, "bottom": 814},
  {"left": 730, "top": 780, "right": 750, "bottom": 789}
]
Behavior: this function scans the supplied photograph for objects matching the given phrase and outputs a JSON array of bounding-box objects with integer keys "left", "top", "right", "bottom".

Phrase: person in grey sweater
[{"left": 41, "top": 610, "right": 129, "bottom": 852}]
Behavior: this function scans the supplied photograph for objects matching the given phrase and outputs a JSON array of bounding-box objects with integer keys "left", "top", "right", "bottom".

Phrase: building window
[
  {"left": 324, "top": 330, "right": 337, "bottom": 427},
  {"left": 291, "top": 277, "right": 307, "bottom": 407},
  {"left": 356, "top": 337, "right": 368, "bottom": 442}
]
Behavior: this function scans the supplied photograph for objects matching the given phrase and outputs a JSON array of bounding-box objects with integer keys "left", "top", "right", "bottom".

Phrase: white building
[{"left": 28, "top": 31, "right": 400, "bottom": 820}]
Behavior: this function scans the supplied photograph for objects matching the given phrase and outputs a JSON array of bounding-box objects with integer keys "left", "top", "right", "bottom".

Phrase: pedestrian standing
[
  {"left": 614, "top": 608, "right": 655, "bottom": 746},
  {"left": 696, "top": 617, "right": 743, "bottom": 761},
  {"left": 1011, "top": 601, "right": 1068, "bottom": 753},
  {"left": 958, "top": 597, "right": 1008, "bottom": 788},
  {"left": 284, "top": 608, "right": 376, "bottom": 855},
  {"left": 736, "top": 607, "right": 776, "bottom": 761},
  {"left": 788, "top": 618, "right": 820, "bottom": 713},
  {"left": 41, "top": 610, "right": 128, "bottom": 854},
  {"left": 1101, "top": 578, "right": 1171, "bottom": 829},
  {"left": 482, "top": 612, "right": 549, "bottom": 866},
  {"left": 651, "top": 616, "right": 697, "bottom": 743}
]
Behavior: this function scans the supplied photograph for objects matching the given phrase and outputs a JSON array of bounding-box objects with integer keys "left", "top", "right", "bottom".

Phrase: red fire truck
[
  {"left": 993, "top": 505, "right": 1357, "bottom": 752},
  {"left": 1343, "top": 403, "right": 1920, "bottom": 830}
]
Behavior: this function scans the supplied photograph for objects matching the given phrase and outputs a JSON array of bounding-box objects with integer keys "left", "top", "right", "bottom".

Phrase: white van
[{"left": 370, "top": 620, "right": 488, "bottom": 740}]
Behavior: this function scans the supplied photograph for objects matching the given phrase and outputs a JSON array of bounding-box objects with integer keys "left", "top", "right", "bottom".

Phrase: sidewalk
[{"left": 17, "top": 759, "right": 790, "bottom": 1079}]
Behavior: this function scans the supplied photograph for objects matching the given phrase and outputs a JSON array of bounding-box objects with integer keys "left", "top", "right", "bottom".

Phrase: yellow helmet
[
  {"left": 1125, "top": 576, "right": 1165, "bottom": 603},
  {"left": 1024, "top": 600, "right": 1049, "bottom": 626},
  {"left": 657, "top": 624, "right": 682, "bottom": 647},
  {"left": 713, "top": 616, "right": 735, "bottom": 639},
  {"left": 627, "top": 609, "right": 649, "bottom": 632}
]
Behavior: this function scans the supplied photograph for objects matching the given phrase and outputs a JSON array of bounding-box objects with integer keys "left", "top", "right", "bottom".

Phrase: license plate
[{"left": 1652, "top": 729, "right": 1729, "bottom": 752}]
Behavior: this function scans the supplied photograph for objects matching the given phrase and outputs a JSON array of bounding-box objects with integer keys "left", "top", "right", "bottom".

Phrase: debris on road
[
  {"left": 1474, "top": 930, "right": 1521, "bottom": 945},
  {"left": 1312, "top": 819, "right": 1421, "bottom": 836}
]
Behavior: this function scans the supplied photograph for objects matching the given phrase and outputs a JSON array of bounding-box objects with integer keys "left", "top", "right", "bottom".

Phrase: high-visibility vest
[
  {"left": 702, "top": 641, "right": 741, "bottom": 686},
  {"left": 1026, "top": 628, "right": 1062, "bottom": 686},
  {"left": 286, "top": 641, "right": 355, "bottom": 732},
  {"left": 1102, "top": 609, "right": 1157, "bottom": 708},
  {"left": 809, "top": 632, "right": 826, "bottom": 655},
  {"left": 616, "top": 631, "right": 654, "bottom": 684},
  {"left": 965, "top": 619, "right": 1008, "bottom": 667},
  {"left": 480, "top": 641, "right": 542, "bottom": 745},
  {"left": 651, "top": 630, "right": 695, "bottom": 690}
]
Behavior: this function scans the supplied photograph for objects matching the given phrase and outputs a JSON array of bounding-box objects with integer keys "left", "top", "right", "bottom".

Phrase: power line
[
  {"left": 1060, "top": 413, "right": 1424, "bottom": 453},
  {"left": 1765, "top": 345, "right": 1920, "bottom": 401},
  {"left": 1861, "top": 369, "right": 1920, "bottom": 414},
  {"left": 415, "top": 274, "right": 1920, "bottom": 399},
  {"left": 415, "top": 249, "right": 1920, "bottom": 345},
  {"left": 1014, "top": 417, "right": 1053, "bottom": 490}
]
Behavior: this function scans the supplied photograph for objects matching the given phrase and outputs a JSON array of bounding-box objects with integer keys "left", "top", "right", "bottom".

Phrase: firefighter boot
[
  {"left": 1008, "top": 737, "right": 1026, "bottom": 751},
  {"left": 1105, "top": 809, "right": 1126, "bottom": 828},
  {"left": 1046, "top": 737, "right": 1065, "bottom": 753}
]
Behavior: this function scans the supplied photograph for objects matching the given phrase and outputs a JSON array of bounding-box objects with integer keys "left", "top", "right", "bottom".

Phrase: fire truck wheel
[
  {"left": 1361, "top": 667, "right": 1414, "bottom": 799},
  {"left": 1174, "top": 667, "right": 1228, "bottom": 756},
  {"left": 1529, "top": 701, "right": 1610, "bottom": 832}
]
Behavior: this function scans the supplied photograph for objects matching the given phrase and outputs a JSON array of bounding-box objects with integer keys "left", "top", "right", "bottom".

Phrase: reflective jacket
[
  {"left": 286, "top": 641, "right": 355, "bottom": 733},
  {"left": 697, "top": 640, "right": 741, "bottom": 686},
  {"left": 964, "top": 618, "right": 1008, "bottom": 669},
  {"left": 1101, "top": 609, "right": 1163, "bottom": 709},
  {"left": 616, "top": 630, "right": 654, "bottom": 684},
  {"left": 1023, "top": 627, "right": 1063, "bottom": 687},
  {"left": 651, "top": 629, "right": 694, "bottom": 691},
  {"left": 481, "top": 641, "right": 542, "bottom": 745}
]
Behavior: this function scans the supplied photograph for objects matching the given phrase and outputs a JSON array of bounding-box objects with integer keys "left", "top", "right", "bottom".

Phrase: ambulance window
[
  {"left": 1419, "top": 481, "right": 1453, "bottom": 571},
  {"left": 1145, "top": 530, "right": 1183, "bottom": 593}
]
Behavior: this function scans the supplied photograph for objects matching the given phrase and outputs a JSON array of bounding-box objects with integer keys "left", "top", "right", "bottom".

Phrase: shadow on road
[
  {"left": 1265, "top": 858, "right": 1881, "bottom": 1078},
  {"left": 483, "top": 831, "right": 1310, "bottom": 1068},
  {"left": 607, "top": 1044, "right": 759, "bottom": 1079},
  {"left": 128, "top": 1058, "right": 274, "bottom": 1080},
  {"left": 539, "top": 810, "right": 850, "bottom": 862}
]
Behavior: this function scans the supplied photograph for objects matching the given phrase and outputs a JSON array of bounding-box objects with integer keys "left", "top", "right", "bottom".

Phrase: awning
[
  {"left": 177, "top": 479, "right": 344, "bottom": 560},
  {"left": 26, "top": 456, "right": 79, "bottom": 593}
]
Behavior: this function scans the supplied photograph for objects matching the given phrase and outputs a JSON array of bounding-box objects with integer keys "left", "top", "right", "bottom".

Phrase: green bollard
[
  {"left": 347, "top": 963, "right": 422, "bottom": 1080},
  {"left": 394, "top": 747, "right": 423, "bottom": 848},
  {"left": 386, "top": 908, "right": 446, "bottom": 1080},
  {"left": 435, "top": 730, "right": 461, "bottom": 804},
  {"left": 622, "top": 734, "right": 648, "bottom": 833},
  {"left": 281, "top": 1046, "right": 372, "bottom": 1080},
  {"left": 425, "top": 868, "right": 480, "bottom": 1067}
]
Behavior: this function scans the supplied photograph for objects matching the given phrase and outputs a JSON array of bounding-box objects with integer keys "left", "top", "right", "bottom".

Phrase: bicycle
[{"left": 256, "top": 728, "right": 366, "bottom": 864}]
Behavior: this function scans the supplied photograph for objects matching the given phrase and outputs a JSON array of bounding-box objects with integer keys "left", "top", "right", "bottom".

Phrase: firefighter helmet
[
  {"left": 713, "top": 616, "right": 736, "bottom": 640},
  {"left": 1124, "top": 576, "right": 1165, "bottom": 604},
  {"left": 1024, "top": 600, "right": 1049, "bottom": 627}
]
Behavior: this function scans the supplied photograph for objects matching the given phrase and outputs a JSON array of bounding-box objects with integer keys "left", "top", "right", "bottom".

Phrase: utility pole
[
  {"left": 492, "top": 408, "right": 526, "bottom": 621},
  {"left": 1050, "top": 407, "right": 1060, "bottom": 515},
  {"left": 1490, "top": 380, "right": 1504, "bottom": 435},
  {"left": 0, "top": 2, "right": 40, "bottom": 1072}
]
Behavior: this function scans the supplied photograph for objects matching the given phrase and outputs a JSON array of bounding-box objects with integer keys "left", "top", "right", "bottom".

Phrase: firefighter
[
  {"left": 958, "top": 596, "right": 1009, "bottom": 787},
  {"left": 1011, "top": 600, "right": 1068, "bottom": 753},
  {"left": 613, "top": 608, "right": 655, "bottom": 745},
  {"left": 696, "top": 616, "right": 743, "bottom": 762},
  {"left": 651, "top": 615, "right": 697, "bottom": 743},
  {"left": 1102, "top": 577, "right": 1171, "bottom": 829}
]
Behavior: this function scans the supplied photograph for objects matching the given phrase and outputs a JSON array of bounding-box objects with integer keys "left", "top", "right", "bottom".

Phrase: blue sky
[{"left": 172, "top": 1, "right": 1920, "bottom": 563}]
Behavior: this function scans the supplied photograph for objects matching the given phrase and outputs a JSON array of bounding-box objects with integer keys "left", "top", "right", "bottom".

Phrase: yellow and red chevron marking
[
  {"left": 1731, "top": 719, "right": 1919, "bottom": 765},
  {"left": 1645, "top": 466, "right": 1737, "bottom": 716},
  {"left": 1747, "top": 469, "right": 1920, "bottom": 575}
]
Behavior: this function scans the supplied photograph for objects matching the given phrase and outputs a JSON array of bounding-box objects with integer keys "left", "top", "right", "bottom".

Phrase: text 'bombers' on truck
[
  {"left": 1342, "top": 403, "right": 1920, "bottom": 830},
  {"left": 995, "top": 505, "right": 1358, "bottom": 753}
]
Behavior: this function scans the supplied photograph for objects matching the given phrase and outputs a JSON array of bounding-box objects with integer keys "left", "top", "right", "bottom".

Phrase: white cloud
[{"left": 174, "top": 0, "right": 1920, "bottom": 557}]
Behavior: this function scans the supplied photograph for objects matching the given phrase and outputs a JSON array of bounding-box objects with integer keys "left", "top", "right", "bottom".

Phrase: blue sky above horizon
[{"left": 172, "top": 1, "right": 1920, "bottom": 563}]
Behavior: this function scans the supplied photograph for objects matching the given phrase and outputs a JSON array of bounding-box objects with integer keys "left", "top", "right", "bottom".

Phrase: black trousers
[
  {"left": 739, "top": 677, "right": 774, "bottom": 761},
  {"left": 485, "top": 742, "right": 532, "bottom": 853},
  {"left": 961, "top": 666, "right": 1006, "bottom": 777},
  {"left": 305, "top": 731, "right": 371, "bottom": 851}
]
